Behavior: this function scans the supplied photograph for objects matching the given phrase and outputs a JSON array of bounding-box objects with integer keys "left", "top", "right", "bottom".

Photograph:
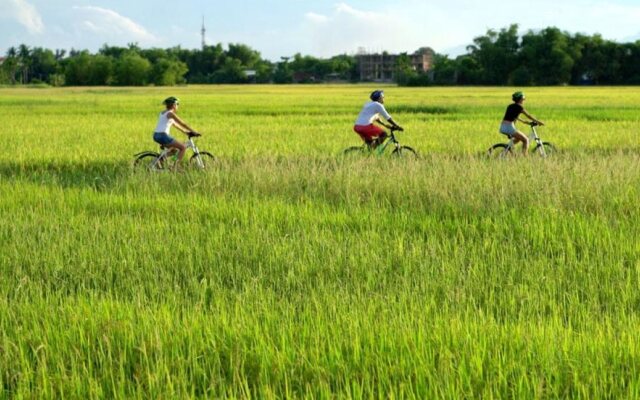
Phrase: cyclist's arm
[
  {"left": 167, "top": 111, "right": 197, "bottom": 133},
  {"left": 387, "top": 118, "right": 403, "bottom": 130},
  {"left": 521, "top": 109, "right": 544, "bottom": 125},
  {"left": 375, "top": 118, "right": 391, "bottom": 129},
  {"left": 374, "top": 117, "right": 402, "bottom": 130}
]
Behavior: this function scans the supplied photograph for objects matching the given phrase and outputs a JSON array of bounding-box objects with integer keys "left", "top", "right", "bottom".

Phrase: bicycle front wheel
[
  {"left": 391, "top": 145, "right": 418, "bottom": 158},
  {"left": 487, "top": 144, "right": 513, "bottom": 158},
  {"left": 190, "top": 151, "right": 215, "bottom": 169},
  {"left": 534, "top": 142, "right": 556, "bottom": 157},
  {"left": 133, "top": 152, "right": 164, "bottom": 171}
]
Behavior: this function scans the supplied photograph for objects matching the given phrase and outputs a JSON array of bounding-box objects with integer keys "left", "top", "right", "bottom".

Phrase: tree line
[
  {"left": 1, "top": 24, "right": 638, "bottom": 86},
  {"left": 0, "top": 42, "right": 359, "bottom": 86},
  {"left": 410, "top": 24, "right": 640, "bottom": 86}
]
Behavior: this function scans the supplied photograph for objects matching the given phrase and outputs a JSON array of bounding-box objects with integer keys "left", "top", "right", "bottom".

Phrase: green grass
[{"left": 1, "top": 85, "right": 639, "bottom": 398}]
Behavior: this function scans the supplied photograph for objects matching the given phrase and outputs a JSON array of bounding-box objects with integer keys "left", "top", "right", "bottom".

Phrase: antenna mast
[{"left": 201, "top": 16, "right": 206, "bottom": 49}]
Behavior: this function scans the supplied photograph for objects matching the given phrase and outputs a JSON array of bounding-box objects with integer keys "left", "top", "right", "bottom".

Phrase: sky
[{"left": 1, "top": 0, "right": 640, "bottom": 60}]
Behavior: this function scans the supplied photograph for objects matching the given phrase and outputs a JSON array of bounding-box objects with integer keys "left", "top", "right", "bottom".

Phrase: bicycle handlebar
[{"left": 187, "top": 131, "right": 202, "bottom": 138}]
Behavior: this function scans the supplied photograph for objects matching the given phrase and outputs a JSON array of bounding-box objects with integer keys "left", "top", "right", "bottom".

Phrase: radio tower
[{"left": 201, "top": 16, "right": 206, "bottom": 49}]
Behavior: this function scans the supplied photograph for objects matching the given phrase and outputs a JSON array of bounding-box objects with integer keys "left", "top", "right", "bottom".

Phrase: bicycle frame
[
  {"left": 149, "top": 135, "right": 203, "bottom": 169},
  {"left": 364, "top": 129, "right": 402, "bottom": 155},
  {"left": 499, "top": 123, "right": 548, "bottom": 157}
]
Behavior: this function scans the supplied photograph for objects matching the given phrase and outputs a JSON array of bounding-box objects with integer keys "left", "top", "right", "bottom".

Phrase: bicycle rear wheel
[
  {"left": 341, "top": 146, "right": 368, "bottom": 158},
  {"left": 391, "top": 145, "right": 418, "bottom": 158},
  {"left": 487, "top": 143, "right": 513, "bottom": 158},
  {"left": 534, "top": 142, "right": 556, "bottom": 157},
  {"left": 134, "top": 152, "right": 164, "bottom": 171},
  {"left": 190, "top": 151, "right": 215, "bottom": 169}
]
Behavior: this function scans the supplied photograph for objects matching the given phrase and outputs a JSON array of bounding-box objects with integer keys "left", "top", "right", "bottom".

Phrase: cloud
[
  {"left": 72, "top": 6, "right": 158, "bottom": 44},
  {"left": 304, "top": 3, "right": 407, "bottom": 56},
  {"left": 305, "top": 12, "right": 328, "bottom": 24},
  {"left": 2, "top": 0, "right": 44, "bottom": 34},
  {"left": 301, "top": 2, "right": 472, "bottom": 57}
]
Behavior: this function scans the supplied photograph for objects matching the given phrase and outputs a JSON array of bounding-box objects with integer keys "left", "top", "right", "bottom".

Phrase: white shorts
[{"left": 499, "top": 122, "right": 517, "bottom": 137}]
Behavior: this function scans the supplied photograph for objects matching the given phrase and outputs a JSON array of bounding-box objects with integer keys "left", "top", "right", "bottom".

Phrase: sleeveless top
[{"left": 154, "top": 111, "right": 175, "bottom": 133}]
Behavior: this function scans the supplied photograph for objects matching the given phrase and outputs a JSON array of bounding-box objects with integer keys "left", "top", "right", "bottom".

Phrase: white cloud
[
  {"left": 301, "top": 2, "right": 477, "bottom": 57},
  {"left": 305, "top": 12, "right": 328, "bottom": 24},
  {"left": 72, "top": 6, "right": 158, "bottom": 44},
  {"left": 304, "top": 3, "right": 409, "bottom": 57},
  {"left": 2, "top": 0, "right": 44, "bottom": 34}
]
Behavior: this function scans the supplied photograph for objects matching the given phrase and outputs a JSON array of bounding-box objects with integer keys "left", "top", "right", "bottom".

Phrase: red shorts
[{"left": 353, "top": 124, "right": 384, "bottom": 142}]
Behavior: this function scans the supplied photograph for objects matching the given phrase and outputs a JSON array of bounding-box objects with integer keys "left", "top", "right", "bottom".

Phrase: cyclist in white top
[
  {"left": 353, "top": 90, "right": 403, "bottom": 147},
  {"left": 153, "top": 96, "right": 199, "bottom": 168}
]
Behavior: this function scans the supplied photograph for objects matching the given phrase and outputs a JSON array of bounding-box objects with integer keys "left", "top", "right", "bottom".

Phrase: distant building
[
  {"left": 356, "top": 47, "right": 435, "bottom": 82},
  {"left": 0, "top": 57, "right": 6, "bottom": 65},
  {"left": 243, "top": 69, "right": 257, "bottom": 83}
]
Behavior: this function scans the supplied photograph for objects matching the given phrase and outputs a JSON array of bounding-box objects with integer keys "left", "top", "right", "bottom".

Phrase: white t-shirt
[
  {"left": 354, "top": 101, "right": 392, "bottom": 126},
  {"left": 154, "top": 111, "right": 175, "bottom": 133}
]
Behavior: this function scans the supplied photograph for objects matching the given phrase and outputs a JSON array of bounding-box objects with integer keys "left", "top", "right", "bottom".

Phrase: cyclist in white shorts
[{"left": 500, "top": 91, "right": 544, "bottom": 155}]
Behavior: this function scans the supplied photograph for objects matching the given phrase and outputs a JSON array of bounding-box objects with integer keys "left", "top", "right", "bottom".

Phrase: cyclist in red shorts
[{"left": 353, "top": 90, "right": 403, "bottom": 147}]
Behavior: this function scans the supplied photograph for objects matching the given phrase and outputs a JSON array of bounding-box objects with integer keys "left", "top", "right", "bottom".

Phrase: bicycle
[
  {"left": 133, "top": 132, "right": 215, "bottom": 171},
  {"left": 487, "top": 121, "right": 556, "bottom": 158},
  {"left": 342, "top": 126, "right": 418, "bottom": 158}
]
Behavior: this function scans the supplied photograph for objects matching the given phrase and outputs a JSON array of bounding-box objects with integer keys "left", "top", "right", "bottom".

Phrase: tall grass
[{"left": 1, "top": 86, "right": 639, "bottom": 398}]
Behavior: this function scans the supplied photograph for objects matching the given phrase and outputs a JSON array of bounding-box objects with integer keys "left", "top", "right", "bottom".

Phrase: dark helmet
[
  {"left": 512, "top": 91, "right": 525, "bottom": 102},
  {"left": 370, "top": 90, "right": 384, "bottom": 102},
  {"left": 163, "top": 96, "right": 180, "bottom": 106}
]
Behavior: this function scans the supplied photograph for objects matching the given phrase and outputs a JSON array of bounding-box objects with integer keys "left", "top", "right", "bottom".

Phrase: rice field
[{"left": 1, "top": 85, "right": 639, "bottom": 398}]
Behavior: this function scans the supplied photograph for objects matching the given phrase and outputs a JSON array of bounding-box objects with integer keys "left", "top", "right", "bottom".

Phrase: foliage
[
  {"left": 404, "top": 25, "right": 640, "bottom": 86},
  {"left": 3, "top": 23, "right": 640, "bottom": 87}
]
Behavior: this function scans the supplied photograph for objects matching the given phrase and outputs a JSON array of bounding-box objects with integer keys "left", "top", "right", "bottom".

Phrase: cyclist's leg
[
  {"left": 375, "top": 131, "right": 388, "bottom": 147},
  {"left": 511, "top": 131, "right": 529, "bottom": 155},
  {"left": 354, "top": 125, "right": 384, "bottom": 148},
  {"left": 165, "top": 141, "right": 187, "bottom": 162},
  {"left": 153, "top": 132, "right": 179, "bottom": 166}
]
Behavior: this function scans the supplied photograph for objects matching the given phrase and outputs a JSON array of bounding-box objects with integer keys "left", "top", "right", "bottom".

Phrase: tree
[
  {"left": 431, "top": 54, "right": 457, "bottom": 85},
  {"left": 273, "top": 57, "right": 293, "bottom": 83},
  {"left": 519, "top": 27, "right": 576, "bottom": 85},
  {"left": 29, "top": 47, "right": 57, "bottom": 83},
  {"left": 329, "top": 54, "right": 357, "bottom": 81},
  {"left": 455, "top": 55, "right": 482, "bottom": 85},
  {"left": 64, "top": 51, "right": 93, "bottom": 85},
  {"left": 467, "top": 24, "right": 520, "bottom": 84},
  {"left": 89, "top": 55, "right": 115, "bottom": 85},
  {"left": 227, "top": 43, "right": 261, "bottom": 67},
  {"left": 620, "top": 42, "right": 640, "bottom": 84},
  {"left": 394, "top": 53, "right": 418, "bottom": 86},
  {"left": 115, "top": 52, "right": 151, "bottom": 85},
  {"left": 18, "top": 44, "right": 31, "bottom": 83},
  {"left": 2, "top": 47, "right": 19, "bottom": 84},
  {"left": 211, "top": 57, "right": 247, "bottom": 83},
  {"left": 180, "top": 44, "right": 225, "bottom": 83},
  {"left": 150, "top": 58, "right": 188, "bottom": 86}
]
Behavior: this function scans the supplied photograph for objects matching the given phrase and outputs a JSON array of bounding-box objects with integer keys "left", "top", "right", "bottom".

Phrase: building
[{"left": 356, "top": 47, "right": 435, "bottom": 82}]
